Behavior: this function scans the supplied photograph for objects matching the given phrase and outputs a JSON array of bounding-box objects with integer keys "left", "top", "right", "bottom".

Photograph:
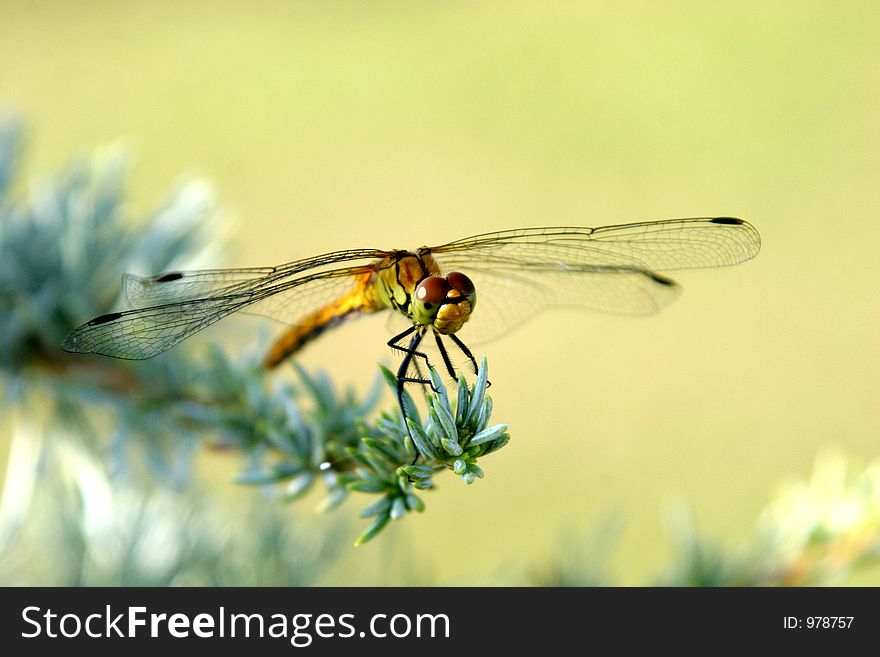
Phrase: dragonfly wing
[
  {"left": 123, "top": 248, "right": 392, "bottom": 307},
  {"left": 61, "top": 294, "right": 258, "bottom": 359},
  {"left": 64, "top": 249, "right": 393, "bottom": 359},
  {"left": 428, "top": 217, "right": 759, "bottom": 345},
  {"left": 241, "top": 269, "right": 376, "bottom": 326},
  {"left": 437, "top": 262, "right": 680, "bottom": 345},
  {"left": 430, "top": 217, "right": 760, "bottom": 272},
  {"left": 124, "top": 267, "right": 373, "bottom": 327},
  {"left": 123, "top": 267, "right": 277, "bottom": 307}
]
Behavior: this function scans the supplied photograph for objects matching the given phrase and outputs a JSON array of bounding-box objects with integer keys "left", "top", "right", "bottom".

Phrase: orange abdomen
[{"left": 263, "top": 271, "right": 380, "bottom": 368}]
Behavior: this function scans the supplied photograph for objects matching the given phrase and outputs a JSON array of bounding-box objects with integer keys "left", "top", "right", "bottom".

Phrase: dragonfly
[{"left": 62, "top": 217, "right": 760, "bottom": 457}]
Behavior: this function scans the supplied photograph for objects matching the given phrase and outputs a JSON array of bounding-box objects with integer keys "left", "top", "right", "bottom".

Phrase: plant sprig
[{"left": 342, "top": 359, "right": 508, "bottom": 545}]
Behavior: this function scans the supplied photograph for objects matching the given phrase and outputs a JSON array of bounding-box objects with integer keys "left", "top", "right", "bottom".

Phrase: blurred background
[{"left": 1, "top": 1, "right": 878, "bottom": 585}]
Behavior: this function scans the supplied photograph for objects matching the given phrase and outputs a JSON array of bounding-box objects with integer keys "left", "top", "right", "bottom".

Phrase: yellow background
[{"left": 1, "top": 1, "right": 878, "bottom": 584}]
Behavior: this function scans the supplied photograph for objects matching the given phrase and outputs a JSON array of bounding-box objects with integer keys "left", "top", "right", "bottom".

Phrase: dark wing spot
[
  {"left": 710, "top": 217, "right": 744, "bottom": 225},
  {"left": 649, "top": 272, "right": 676, "bottom": 286},
  {"left": 155, "top": 272, "right": 184, "bottom": 282},
  {"left": 88, "top": 312, "right": 123, "bottom": 325}
]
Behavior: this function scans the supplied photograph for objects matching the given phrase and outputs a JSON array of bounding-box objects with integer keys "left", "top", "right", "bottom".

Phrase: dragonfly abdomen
[
  {"left": 263, "top": 304, "right": 365, "bottom": 368},
  {"left": 263, "top": 271, "right": 383, "bottom": 368}
]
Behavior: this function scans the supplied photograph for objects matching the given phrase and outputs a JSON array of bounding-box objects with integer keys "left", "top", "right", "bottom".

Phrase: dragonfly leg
[
  {"left": 387, "top": 325, "right": 438, "bottom": 392},
  {"left": 448, "top": 333, "right": 490, "bottom": 387},
  {"left": 434, "top": 332, "right": 459, "bottom": 381},
  {"left": 407, "top": 357, "right": 433, "bottom": 395},
  {"left": 447, "top": 333, "right": 478, "bottom": 374},
  {"left": 394, "top": 328, "right": 428, "bottom": 465}
]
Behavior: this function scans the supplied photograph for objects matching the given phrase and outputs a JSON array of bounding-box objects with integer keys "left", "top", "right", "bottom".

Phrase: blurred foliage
[
  {"left": 529, "top": 512, "right": 626, "bottom": 587},
  {"left": 660, "top": 452, "right": 880, "bottom": 586},
  {"left": 0, "top": 414, "right": 342, "bottom": 586},
  {"left": 528, "top": 452, "right": 880, "bottom": 587}
]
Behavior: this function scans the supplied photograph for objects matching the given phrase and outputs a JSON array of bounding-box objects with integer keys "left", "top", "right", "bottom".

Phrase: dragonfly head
[{"left": 412, "top": 271, "right": 476, "bottom": 335}]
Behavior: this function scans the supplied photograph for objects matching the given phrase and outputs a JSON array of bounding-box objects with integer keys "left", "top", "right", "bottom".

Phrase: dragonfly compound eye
[
  {"left": 446, "top": 271, "right": 475, "bottom": 297},
  {"left": 412, "top": 276, "right": 451, "bottom": 325},
  {"left": 443, "top": 272, "right": 476, "bottom": 312},
  {"left": 415, "top": 276, "right": 450, "bottom": 309}
]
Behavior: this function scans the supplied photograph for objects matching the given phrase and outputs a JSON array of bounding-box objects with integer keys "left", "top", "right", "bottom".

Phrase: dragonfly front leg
[{"left": 389, "top": 327, "right": 432, "bottom": 465}]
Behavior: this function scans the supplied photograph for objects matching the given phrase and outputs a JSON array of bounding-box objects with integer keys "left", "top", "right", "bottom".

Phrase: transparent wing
[
  {"left": 63, "top": 248, "right": 393, "bottom": 359},
  {"left": 123, "top": 248, "right": 391, "bottom": 307},
  {"left": 443, "top": 265, "right": 683, "bottom": 345},
  {"left": 427, "top": 217, "right": 760, "bottom": 344},
  {"left": 429, "top": 217, "right": 760, "bottom": 271},
  {"left": 62, "top": 293, "right": 263, "bottom": 359},
  {"left": 123, "top": 267, "right": 277, "bottom": 307}
]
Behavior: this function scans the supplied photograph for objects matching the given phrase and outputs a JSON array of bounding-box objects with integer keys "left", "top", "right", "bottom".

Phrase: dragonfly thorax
[{"left": 412, "top": 271, "right": 476, "bottom": 335}]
